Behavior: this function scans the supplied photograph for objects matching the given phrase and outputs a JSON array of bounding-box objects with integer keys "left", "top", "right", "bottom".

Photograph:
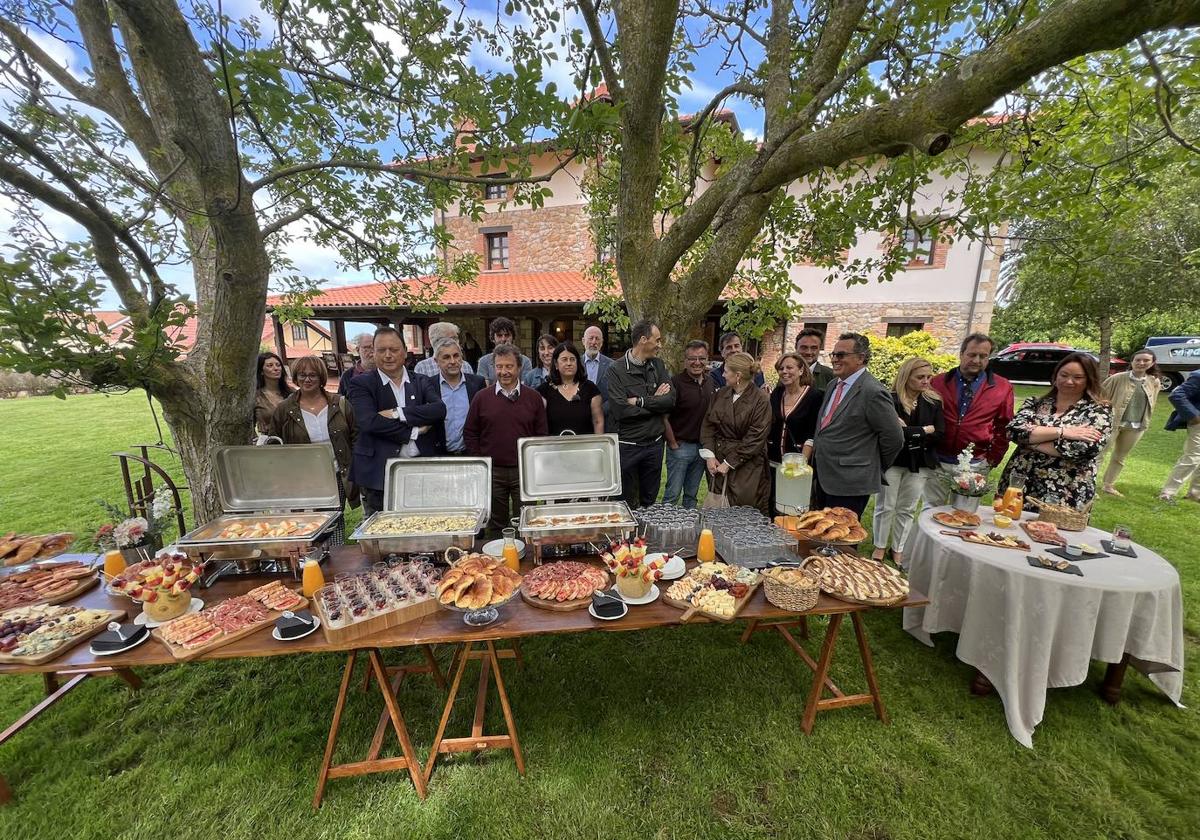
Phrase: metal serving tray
[
  {"left": 518, "top": 434, "right": 621, "bottom": 502},
  {"left": 351, "top": 507, "right": 486, "bottom": 558},
  {"left": 351, "top": 457, "right": 491, "bottom": 558},
  {"left": 177, "top": 512, "right": 340, "bottom": 555},
  {"left": 212, "top": 444, "right": 340, "bottom": 513},
  {"left": 518, "top": 501, "right": 636, "bottom": 542}
]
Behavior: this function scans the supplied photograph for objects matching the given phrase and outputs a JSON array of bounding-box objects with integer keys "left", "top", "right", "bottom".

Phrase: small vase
[
  {"left": 951, "top": 494, "right": 982, "bottom": 513},
  {"left": 119, "top": 536, "right": 162, "bottom": 568}
]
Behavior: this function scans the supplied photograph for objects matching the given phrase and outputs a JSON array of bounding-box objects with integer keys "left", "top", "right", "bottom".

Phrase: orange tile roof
[{"left": 268, "top": 271, "right": 601, "bottom": 310}]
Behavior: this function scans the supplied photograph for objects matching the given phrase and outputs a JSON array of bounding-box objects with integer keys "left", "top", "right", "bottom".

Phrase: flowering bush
[
  {"left": 94, "top": 488, "right": 178, "bottom": 550},
  {"left": 952, "top": 445, "right": 989, "bottom": 498}
]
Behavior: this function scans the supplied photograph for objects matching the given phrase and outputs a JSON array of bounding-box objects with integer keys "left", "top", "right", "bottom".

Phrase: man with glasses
[
  {"left": 794, "top": 328, "right": 835, "bottom": 390},
  {"left": 810, "top": 332, "right": 903, "bottom": 517},
  {"left": 925, "top": 332, "right": 1015, "bottom": 507},
  {"left": 347, "top": 327, "right": 446, "bottom": 517},
  {"left": 338, "top": 331, "right": 376, "bottom": 395},
  {"left": 663, "top": 340, "right": 716, "bottom": 508},
  {"left": 476, "top": 317, "right": 532, "bottom": 385}
]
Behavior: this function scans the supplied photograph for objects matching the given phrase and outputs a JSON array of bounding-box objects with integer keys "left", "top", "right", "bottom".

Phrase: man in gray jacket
[
  {"left": 811, "top": 332, "right": 904, "bottom": 518},
  {"left": 604, "top": 320, "right": 676, "bottom": 507}
]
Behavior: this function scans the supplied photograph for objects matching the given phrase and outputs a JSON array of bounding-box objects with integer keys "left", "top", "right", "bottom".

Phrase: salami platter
[
  {"left": 151, "top": 587, "right": 307, "bottom": 661},
  {"left": 520, "top": 561, "right": 609, "bottom": 610}
]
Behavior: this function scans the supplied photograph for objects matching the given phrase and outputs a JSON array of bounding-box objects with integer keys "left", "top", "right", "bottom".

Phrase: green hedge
[{"left": 866, "top": 331, "right": 958, "bottom": 388}]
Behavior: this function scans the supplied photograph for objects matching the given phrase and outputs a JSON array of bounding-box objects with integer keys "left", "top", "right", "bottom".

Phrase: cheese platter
[
  {"left": 0, "top": 604, "right": 125, "bottom": 665},
  {"left": 662, "top": 562, "right": 760, "bottom": 622},
  {"left": 940, "top": 530, "right": 1031, "bottom": 551}
]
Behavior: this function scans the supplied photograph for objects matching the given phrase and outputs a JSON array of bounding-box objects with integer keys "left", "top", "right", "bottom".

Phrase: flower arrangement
[
  {"left": 952, "top": 445, "right": 989, "bottom": 498},
  {"left": 94, "top": 489, "right": 178, "bottom": 551}
]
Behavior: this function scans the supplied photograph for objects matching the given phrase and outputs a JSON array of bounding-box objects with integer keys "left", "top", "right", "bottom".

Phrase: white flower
[
  {"left": 113, "top": 517, "right": 150, "bottom": 548},
  {"left": 151, "top": 493, "right": 173, "bottom": 520}
]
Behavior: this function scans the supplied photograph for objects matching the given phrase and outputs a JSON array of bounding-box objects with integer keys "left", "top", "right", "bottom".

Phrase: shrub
[{"left": 866, "top": 332, "right": 958, "bottom": 388}]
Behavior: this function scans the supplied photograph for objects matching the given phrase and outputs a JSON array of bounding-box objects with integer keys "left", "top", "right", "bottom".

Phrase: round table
[{"left": 903, "top": 508, "right": 1184, "bottom": 748}]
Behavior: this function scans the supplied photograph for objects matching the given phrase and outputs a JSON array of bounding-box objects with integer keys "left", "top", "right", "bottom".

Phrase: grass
[{"left": 0, "top": 388, "right": 1197, "bottom": 839}]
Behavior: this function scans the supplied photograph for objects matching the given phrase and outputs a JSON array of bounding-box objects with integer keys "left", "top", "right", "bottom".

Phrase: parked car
[
  {"left": 987, "top": 346, "right": 1127, "bottom": 384},
  {"left": 996, "top": 341, "right": 1071, "bottom": 355},
  {"left": 1144, "top": 336, "right": 1200, "bottom": 391}
]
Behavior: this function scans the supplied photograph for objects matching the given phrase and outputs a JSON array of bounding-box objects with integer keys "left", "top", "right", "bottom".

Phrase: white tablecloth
[{"left": 904, "top": 508, "right": 1184, "bottom": 748}]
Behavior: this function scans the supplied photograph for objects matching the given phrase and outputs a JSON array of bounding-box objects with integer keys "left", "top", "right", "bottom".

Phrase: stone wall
[{"left": 443, "top": 204, "right": 594, "bottom": 273}]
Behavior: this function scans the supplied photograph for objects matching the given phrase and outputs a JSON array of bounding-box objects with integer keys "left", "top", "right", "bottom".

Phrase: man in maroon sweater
[{"left": 464, "top": 344, "right": 548, "bottom": 533}]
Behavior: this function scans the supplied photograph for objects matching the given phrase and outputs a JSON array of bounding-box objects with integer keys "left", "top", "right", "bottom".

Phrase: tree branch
[
  {"left": 576, "top": 0, "right": 622, "bottom": 100},
  {"left": 0, "top": 18, "right": 101, "bottom": 107},
  {"left": 694, "top": 1, "right": 768, "bottom": 47},
  {"left": 250, "top": 149, "right": 579, "bottom": 193},
  {"left": 0, "top": 156, "right": 150, "bottom": 319},
  {"left": 0, "top": 119, "right": 165, "bottom": 293},
  {"left": 1137, "top": 36, "right": 1200, "bottom": 155},
  {"left": 260, "top": 204, "right": 317, "bottom": 238}
]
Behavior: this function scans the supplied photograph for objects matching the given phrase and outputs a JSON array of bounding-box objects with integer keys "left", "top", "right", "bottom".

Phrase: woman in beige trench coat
[{"left": 701, "top": 352, "right": 772, "bottom": 513}]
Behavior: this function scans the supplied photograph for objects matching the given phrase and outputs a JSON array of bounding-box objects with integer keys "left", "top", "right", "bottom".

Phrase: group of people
[{"left": 251, "top": 313, "right": 1200, "bottom": 551}]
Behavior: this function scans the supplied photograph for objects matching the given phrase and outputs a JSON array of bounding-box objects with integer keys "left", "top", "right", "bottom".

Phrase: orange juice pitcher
[
  {"left": 103, "top": 549, "right": 126, "bottom": 579},
  {"left": 697, "top": 528, "right": 716, "bottom": 563},
  {"left": 1002, "top": 485, "right": 1025, "bottom": 519},
  {"left": 302, "top": 558, "right": 326, "bottom": 599},
  {"left": 501, "top": 528, "right": 521, "bottom": 572}
]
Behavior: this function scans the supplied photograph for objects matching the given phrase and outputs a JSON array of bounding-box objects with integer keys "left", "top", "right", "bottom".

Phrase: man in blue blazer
[
  {"left": 1159, "top": 369, "right": 1200, "bottom": 501},
  {"left": 427, "top": 337, "right": 487, "bottom": 455},
  {"left": 581, "top": 325, "right": 614, "bottom": 403},
  {"left": 348, "top": 327, "right": 447, "bottom": 516}
]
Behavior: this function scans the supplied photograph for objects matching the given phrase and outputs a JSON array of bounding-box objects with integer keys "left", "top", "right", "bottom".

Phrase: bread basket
[
  {"left": 761, "top": 566, "right": 820, "bottom": 612},
  {"left": 1028, "top": 497, "right": 1091, "bottom": 532}
]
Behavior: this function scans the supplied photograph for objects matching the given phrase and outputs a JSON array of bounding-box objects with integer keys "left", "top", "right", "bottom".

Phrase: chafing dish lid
[
  {"left": 214, "top": 445, "right": 340, "bottom": 512},
  {"left": 517, "top": 434, "right": 622, "bottom": 502},
  {"left": 381, "top": 456, "right": 492, "bottom": 521}
]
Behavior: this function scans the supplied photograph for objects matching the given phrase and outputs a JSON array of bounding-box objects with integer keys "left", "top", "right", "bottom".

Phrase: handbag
[{"left": 702, "top": 472, "right": 731, "bottom": 509}]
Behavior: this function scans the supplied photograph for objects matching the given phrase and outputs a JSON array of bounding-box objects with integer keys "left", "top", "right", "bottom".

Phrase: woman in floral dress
[{"left": 1000, "top": 353, "right": 1112, "bottom": 511}]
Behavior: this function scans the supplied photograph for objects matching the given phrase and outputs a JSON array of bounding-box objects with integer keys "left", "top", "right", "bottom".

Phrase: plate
[
  {"left": 481, "top": 538, "right": 526, "bottom": 560},
  {"left": 648, "top": 553, "right": 686, "bottom": 580},
  {"left": 614, "top": 584, "right": 659, "bottom": 606},
  {"left": 588, "top": 602, "right": 628, "bottom": 621},
  {"left": 89, "top": 631, "right": 151, "bottom": 656},
  {"left": 272, "top": 616, "right": 321, "bottom": 641},
  {"left": 133, "top": 598, "right": 204, "bottom": 628}
]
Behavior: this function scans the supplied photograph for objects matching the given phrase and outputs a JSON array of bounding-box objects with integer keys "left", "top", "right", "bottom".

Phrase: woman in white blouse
[{"left": 270, "top": 356, "right": 358, "bottom": 542}]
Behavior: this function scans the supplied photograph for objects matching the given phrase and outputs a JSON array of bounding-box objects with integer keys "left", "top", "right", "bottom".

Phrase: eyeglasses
[
  {"left": 685, "top": 356, "right": 708, "bottom": 363},
  {"left": 296, "top": 372, "right": 321, "bottom": 380},
  {"left": 1056, "top": 374, "right": 1086, "bottom": 383},
  {"left": 829, "top": 351, "right": 860, "bottom": 360}
]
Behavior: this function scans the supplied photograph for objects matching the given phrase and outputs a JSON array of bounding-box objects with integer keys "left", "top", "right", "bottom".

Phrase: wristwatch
[{"left": 390, "top": 408, "right": 402, "bottom": 420}]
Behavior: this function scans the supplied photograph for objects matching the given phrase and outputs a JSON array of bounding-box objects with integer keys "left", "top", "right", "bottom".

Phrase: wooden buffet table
[{"left": 0, "top": 547, "right": 927, "bottom": 806}]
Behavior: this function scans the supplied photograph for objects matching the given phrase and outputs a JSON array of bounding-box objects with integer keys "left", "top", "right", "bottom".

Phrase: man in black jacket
[{"left": 604, "top": 320, "right": 676, "bottom": 507}]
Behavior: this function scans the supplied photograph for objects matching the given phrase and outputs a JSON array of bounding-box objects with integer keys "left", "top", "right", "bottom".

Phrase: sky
[{"left": 1, "top": 0, "right": 771, "bottom": 310}]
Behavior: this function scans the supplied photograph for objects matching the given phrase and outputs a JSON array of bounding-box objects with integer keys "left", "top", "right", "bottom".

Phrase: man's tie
[{"left": 820, "top": 380, "right": 846, "bottom": 430}]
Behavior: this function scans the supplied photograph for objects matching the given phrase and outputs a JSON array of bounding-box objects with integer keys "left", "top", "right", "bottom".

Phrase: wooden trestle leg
[
  {"left": 423, "top": 640, "right": 524, "bottom": 786},
  {"left": 313, "top": 648, "right": 427, "bottom": 809}
]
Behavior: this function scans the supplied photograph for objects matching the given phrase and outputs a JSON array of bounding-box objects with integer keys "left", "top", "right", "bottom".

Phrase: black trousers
[
  {"left": 620, "top": 440, "right": 665, "bottom": 509},
  {"left": 363, "top": 487, "right": 385, "bottom": 519},
  {"left": 489, "top": 464, "right": 523, "bottom": 535}
]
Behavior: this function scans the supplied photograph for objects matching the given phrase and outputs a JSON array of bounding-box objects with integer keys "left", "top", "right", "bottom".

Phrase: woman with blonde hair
[
  {"left": 871, "top": 357, "right": 944, "bottom": 566},
  {"left": 701, "top": 352, "right": 772, "bottom": 512},
  {"left": 270, "top": 356, "right": 358, "bottom": 543}
]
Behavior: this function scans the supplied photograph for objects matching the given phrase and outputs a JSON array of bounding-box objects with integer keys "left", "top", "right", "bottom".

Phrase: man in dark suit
[
  {"left": 581, "top": 325, "right": 614, "bottom": 404},
  {"left": 429, "top": 337, "right": 486, "bottom": 455},
  {"left": 347, "top": 326, "right": 447, "bottom": 516},
  {"left": 811, "top": 332, "right": 904, "bottom": 518},
  {"left": 795, "top": 328, "right": 836, "bottom": 390},
  {"left": 710, "top": 332, "right": 765, "bottom": 388}
]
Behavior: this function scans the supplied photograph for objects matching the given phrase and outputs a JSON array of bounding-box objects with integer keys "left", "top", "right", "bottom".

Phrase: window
[
  {"left": 885, "top": 322, "right": 925, "bottom": 338},
  {"left": 291, "top": 322, "right": 307, "bottom": 342},
  {"left": 483, "top": 177, "right": 507, "bottom": 200},
  {"left": 485, "top": 232, "right": 509, "bottom": 270},
  {"left": 801, "top": 322, "right": 829, "bottom": 347},
  {"left": 903, "top": 224, "right": 936, "bottom": 265}
]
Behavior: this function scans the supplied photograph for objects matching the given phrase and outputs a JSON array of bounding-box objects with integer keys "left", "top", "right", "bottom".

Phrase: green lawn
[{"left": 0, "top": 388, "right": 1197, "bottom": 839}]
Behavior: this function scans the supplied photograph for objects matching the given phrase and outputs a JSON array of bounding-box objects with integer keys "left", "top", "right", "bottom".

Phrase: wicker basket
[
  {"left": 1028, "top": 497, "right": 1091, "bottom": 532},
  {"left": 762, "top": 569, "right": 820, "bottom": 612}
]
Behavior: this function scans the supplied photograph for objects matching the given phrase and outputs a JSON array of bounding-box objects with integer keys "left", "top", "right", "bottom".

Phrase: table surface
[{"left": 0, "top": 549, "right": 928, "bottom": 675}]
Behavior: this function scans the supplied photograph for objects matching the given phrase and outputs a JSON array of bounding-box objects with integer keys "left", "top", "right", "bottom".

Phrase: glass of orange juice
[
  {"left": 501, "top": 528, "right": 521, "bottom": 572},
  {"left": 302, "top": 557, "right": 326, "bottom": 599},
  {"left": 103, "top": 549, "right": 126, "bottom": 579},
  {"left": 697, "top": 528, "right": 716, "bottom": 563}
]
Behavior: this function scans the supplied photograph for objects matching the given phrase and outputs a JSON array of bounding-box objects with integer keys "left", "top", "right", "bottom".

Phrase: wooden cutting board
[
  {"left": 1020, "top": 522, "right": 1067, "bottom": 547},
  {"left": 662, "top": 580, "right": 760, "bottom": 623},
  {"left": 42, "top": 574, "right": 100, "bottom": 606},
  {"left": 940, "top": 530, "right": 1030, "bottom": 551},
  {"left": 0, "top": 608, "right": 125, "bottom": 665},
  {"left": 151, "top": 595, "right": 307, "bottom": 662}
]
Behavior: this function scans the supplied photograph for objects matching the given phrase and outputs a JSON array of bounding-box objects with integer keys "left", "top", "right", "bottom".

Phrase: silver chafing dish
[
  {"left": 351, "top": 457, "right": 491, "bottom": 558},
  {"left": 176, "top": 445, "right": 342, "bottom": 574},
  {"left": 517, "top": 434, "right": 636, "bottom": 560}
]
